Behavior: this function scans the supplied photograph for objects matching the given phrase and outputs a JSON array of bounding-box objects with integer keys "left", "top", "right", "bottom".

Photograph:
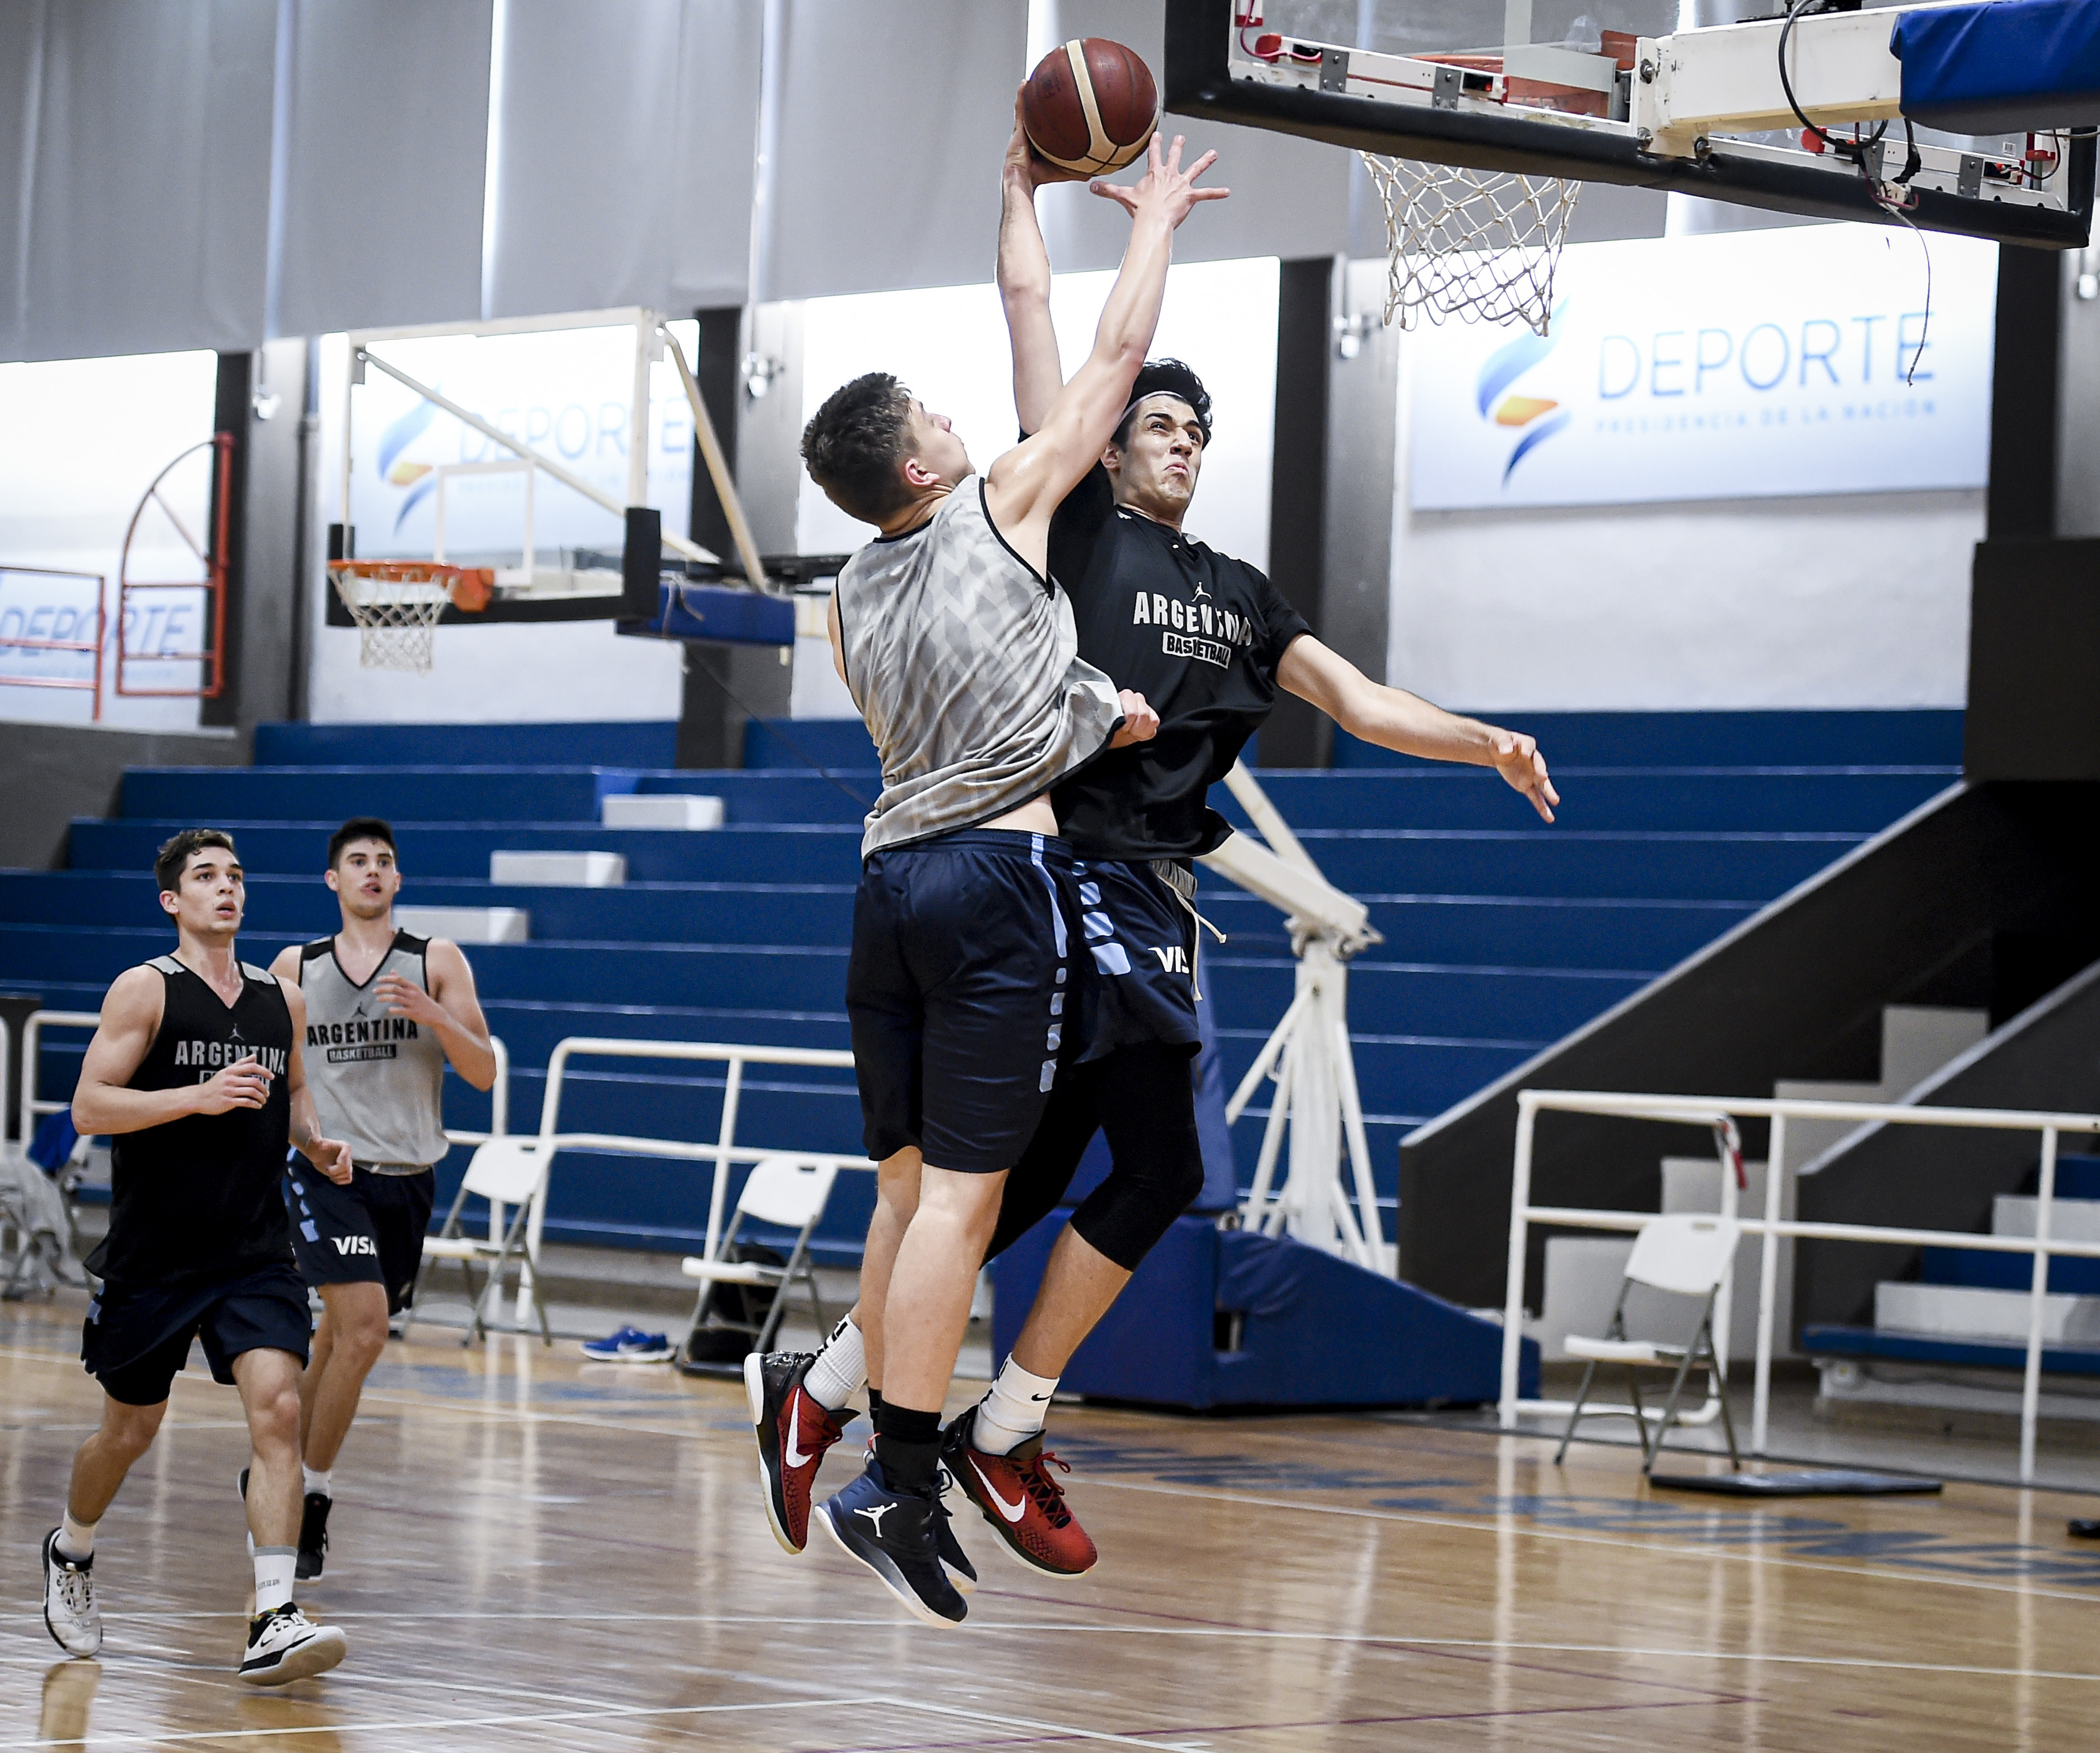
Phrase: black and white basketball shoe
[
  {"left": 815, "top": 1456, "right": 967, "bottom": 1628},
  {"left": 237, "top": 1604, "right": 347, "bottom": 1685}
]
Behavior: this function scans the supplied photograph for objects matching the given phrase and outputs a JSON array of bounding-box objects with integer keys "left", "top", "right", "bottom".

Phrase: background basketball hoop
[{"left": 327, "top": 560, "right": 492, "bottom": 674}]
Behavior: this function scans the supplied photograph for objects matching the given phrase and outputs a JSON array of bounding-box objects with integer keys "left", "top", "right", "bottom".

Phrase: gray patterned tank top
[{"left": 837, "top": 480, "right": 1123, "bottom": 856}]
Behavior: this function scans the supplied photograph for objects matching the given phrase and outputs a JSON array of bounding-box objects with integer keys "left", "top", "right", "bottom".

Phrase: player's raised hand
[
  {"left": 1109, "top": 689, "right": 1160, "bottom": 749},
  {"left": 1489, "top": 730, "right": 1559, "bottom": 823},
  {"left": 193, "top": 1055, "right": 272, "bottom": 1114},
  {"left": 374, "top": 972, "right": 445, "bottom": 1027},
  {"left": 1006, "top": 87, "right": 1088, "bottom": 188},
  {"left": 1090, "top": 132, "right": 1228, "bottom": 228}
]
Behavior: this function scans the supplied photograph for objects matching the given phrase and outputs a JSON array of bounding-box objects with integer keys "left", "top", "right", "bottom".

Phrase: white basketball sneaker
[
  {"left": 41, "top": 1530, "right": 101, "bottom": 1657},
  {"left": 237, "top": 1604, "right": 346, "bottom": 1685}
]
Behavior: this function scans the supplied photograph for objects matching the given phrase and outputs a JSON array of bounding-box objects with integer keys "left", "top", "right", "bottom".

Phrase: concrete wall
[{"left": 0, "top": 720, "right": 246, "bottom": 870}]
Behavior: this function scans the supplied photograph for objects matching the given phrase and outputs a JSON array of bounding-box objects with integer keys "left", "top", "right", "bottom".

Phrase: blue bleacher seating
[{"left": 2, "top": 710, "right": 1960, "bottom": 1262}]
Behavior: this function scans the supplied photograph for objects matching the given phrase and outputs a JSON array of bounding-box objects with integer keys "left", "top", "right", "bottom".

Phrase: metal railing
[
  {"left": 1502, "top": 1088, "right": 2100, "bottom": 1481},
  {"left": 536, "top": 1035, "right": 873, "bottom": 1249}
]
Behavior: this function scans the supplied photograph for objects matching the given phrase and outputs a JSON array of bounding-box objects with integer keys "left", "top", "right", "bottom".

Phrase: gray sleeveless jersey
[
  {"left": 297, "top": 931, "right": 449, "bottom": 1169},
  {"left": 837, "top": 480, "right": 1122, "bottom": 855}
]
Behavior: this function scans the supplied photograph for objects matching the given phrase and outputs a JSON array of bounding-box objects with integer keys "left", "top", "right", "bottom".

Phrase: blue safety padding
[
  {"left": 991, "top": 1215, "right": 1538, "bottom": 1410},
  {"left": 1892, "top": 1, "right": 2100, "bottom": 133},
  {"left": 620, "top": 583, "right": 793, "bottom": 646}
]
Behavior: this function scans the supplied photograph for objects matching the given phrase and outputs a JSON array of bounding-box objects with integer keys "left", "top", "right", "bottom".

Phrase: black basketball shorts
[
  {"left": 82, "top": 1261, "right": 312, "bottom": 1407},
  {"left": 1069, "top": 858, "right": 1203, "bottom": 1062},
  {"left": 848, "top": 829, "right": 1079, "bottom": 1174},
  {"left": 286, "top": 1162, "right": 437, "bottom": 1315}
]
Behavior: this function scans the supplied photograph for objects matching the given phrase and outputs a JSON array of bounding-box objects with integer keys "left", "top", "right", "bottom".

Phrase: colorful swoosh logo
[
  {"left": 1475, "top": 304, "right": 1570, "bottom": 483},
  {"left": 377, "top": 398, "right": 440, "bottom": 532}
]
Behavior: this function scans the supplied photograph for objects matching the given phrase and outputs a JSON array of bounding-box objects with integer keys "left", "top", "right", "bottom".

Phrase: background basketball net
[
  {"left": 1360, "top": 156, "right": 1581, "bottom": 338},
  {"left": 328, "top": 562, "right": 478, "bottom": 674}
]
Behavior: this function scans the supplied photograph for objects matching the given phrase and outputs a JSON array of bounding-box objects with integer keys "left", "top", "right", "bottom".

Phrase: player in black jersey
[
  {"left": 745, "top": 113, "right": 1560, "bottom": 1581},
  {"left": 40, "top": 830, "right": 353, "bottom": 1685}
]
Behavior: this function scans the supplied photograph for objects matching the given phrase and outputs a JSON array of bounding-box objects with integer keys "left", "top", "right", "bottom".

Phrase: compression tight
[{"left": 985, "top": 1040, "right": 1205, "bottom": 1272}]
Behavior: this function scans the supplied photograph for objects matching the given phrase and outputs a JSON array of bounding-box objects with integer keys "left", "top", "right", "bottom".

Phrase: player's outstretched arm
[
  {"left": 985, "top": 132, "right": 1225, "bottom": 567},
  {"left": 375, "top": 939, "right": 496, "bottom": 1091},
  {"left": 999, "top": 89, "right": 1073, "bottom": 435},
  {"left": 1278, "top": 636, "right": 1560, "bottom": 823},
  {"left": 283, "top": 981, "right": 353, "bottom": 1184}
]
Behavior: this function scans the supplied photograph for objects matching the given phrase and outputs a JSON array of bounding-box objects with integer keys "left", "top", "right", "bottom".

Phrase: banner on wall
[
  {"left": 1408, "top": 225, "right": 1996, "bottom": 510},
  {"left": 347, "top": 321, "right": 699, "bottom": 560}
]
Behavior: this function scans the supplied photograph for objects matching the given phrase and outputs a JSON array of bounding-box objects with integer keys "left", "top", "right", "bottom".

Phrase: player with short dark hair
[
  {"left": 267, "top": 817, "right": 495, "bottom": 1581},
  {"left": 749, "top": 110, "right": 1559, "bottom": 1582},
  {"left": 43, "top": 830, "right": 352, "bottom": 1684},
  {"left": 772, "top": 128, "right": 1221, "bottom": 1629}
]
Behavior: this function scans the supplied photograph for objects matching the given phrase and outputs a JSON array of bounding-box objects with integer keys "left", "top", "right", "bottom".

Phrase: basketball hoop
[
  {"left": 327, "top": 561, "right": 492, "bottom": 674},
  {"left": 1359, "top": 156, "right": 1581, "bottom": 337}
]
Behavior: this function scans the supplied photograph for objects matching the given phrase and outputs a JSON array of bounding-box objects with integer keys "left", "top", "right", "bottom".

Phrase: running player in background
[
  {"left": 779, "top": 130, "right": 1220, "bottom": 1628},
  {"left": 269, "top": 817, "right": 495, "bottom": 1581},
  {"left": 44, "top": 829, "right": 351, "bottom": 1685}
]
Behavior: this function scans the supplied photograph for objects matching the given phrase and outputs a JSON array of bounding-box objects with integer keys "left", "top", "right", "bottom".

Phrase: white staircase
[{"left": 1535, "top": 1005, "right": 1986, "bottom": 1362}]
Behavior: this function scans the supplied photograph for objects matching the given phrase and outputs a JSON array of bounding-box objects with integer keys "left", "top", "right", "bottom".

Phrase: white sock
[
  {"left": 302, "top": 1465, "right": 332, "bottom": 1498},
  {"left": 802, "top": 1314, "right": 867, "bottom": 1412},
  {"left": 254, "top": 1547, "right": 296, "bottom": 1615},
  {"left": 972, "top": 1357, "right": 1059, "bottom": 1457},
  {"left": 56, "top": 1511, "right": 97, "bottom": 1563}
]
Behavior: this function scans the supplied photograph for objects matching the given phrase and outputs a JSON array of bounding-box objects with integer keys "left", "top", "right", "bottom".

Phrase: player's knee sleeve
[
  {"left": 982, "top": 1065, "right": 1104, "bottom": 1265},
  {"left": 1068, "top": 1044, "right": 1205, "bottom": 1272}
]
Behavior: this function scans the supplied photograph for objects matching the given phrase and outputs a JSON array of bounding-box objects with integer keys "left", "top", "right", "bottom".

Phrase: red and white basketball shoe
[
  {"left": 744, "top": 1351, "right": 846, "bottom": 1554},
  {"left": 941, "top": 1413, "right": 1098, "bottom": 1577}
]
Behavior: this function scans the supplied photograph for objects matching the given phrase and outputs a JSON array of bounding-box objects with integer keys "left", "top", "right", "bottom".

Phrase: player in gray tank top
[
  {"left": 267, "top": 817, "right": 496, "bottom": 1581},
  {"left": 771, "top": 128, "right": 1226, "bottom": 1629}
]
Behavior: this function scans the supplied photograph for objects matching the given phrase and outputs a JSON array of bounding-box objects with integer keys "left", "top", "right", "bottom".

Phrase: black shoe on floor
[
  {"left": 296, "top": 1493, "right": 331, "bottom": 1581},
  {"left": 815, "top": 1456, "right": 967, "bottom": 1628}
]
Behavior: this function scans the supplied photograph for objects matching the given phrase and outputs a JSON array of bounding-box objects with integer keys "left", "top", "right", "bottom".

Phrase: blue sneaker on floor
[{"left": 579, "top": 1328, "right": 674, "bottom": 1363}]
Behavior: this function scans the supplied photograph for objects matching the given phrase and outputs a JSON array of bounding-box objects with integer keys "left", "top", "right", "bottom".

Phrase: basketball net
[
  {"left": 328, "top": 562, "right": 484, "bottom": 674},
  {"left": 1359, "top": 155, "right": 1581, "bottom": 337}
]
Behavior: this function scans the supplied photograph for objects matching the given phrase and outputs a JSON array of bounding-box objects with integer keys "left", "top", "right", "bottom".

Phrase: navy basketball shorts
[
  {"left": 286, "top": 1162, "right": 437, "bottom": 1316},
  {"left": 848, "top": 829, "right": 1079, "bottom": 1174},
  {"left": 82, "top": 1261, "right": 312, "bottom": 1407},
  {"left": 1069, "top": 858, "right": 1204, "bottom": 1062}
]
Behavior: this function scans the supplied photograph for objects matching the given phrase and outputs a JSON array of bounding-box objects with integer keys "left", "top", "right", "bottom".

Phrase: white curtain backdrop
[
  {"left": 760, "top": 0, "right": 1030, "bottom": 301},
  {"left": 486, "top": 0, "right": 761, "bottom": 319},
  {"left": 0, "top": 0, "right": 1460, "bottom": 363},
  {"left": 8, "top": 0, "right": 277, "bottom": 363},
  {"left": 270, "top": 0, "right": 494, "bottom": 337}
]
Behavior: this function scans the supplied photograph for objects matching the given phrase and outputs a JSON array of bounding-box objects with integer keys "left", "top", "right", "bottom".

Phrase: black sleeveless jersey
[
  {"left": 85, "top": 956, "right": 297, "bottom": 1286},
  {"left": 1044, "top": 462, "right": 1311, "bottom": 860}
]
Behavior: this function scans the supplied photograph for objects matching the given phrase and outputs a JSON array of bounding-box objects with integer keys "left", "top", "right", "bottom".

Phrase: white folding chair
[
  {"left": 1555, "top": 1213, "right": 1741, "bottom": 1474},
  {"left": 403, "top": 1138, "right": 553, "bottom": 1348},
  {"left": 680, "top": 1154, "right": 838, "bottom": 1358}
]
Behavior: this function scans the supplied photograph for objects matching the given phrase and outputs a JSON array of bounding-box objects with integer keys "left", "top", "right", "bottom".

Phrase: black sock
[
  {"left": 866, "top": 1386, "right": 885, "bottom": 1427},
  {"left": 874, "top": 1402, "right": 942, "bottom": 1495}
]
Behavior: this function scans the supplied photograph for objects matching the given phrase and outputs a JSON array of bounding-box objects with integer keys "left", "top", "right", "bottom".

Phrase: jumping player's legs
[{"left": 809, "top": 831, "right": 1073, "bottom": 1627}]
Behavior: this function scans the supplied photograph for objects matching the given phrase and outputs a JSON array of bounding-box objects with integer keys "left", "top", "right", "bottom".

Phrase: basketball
[{"left": 1023, "top": 38, "right": 1159, "bottom": 177}]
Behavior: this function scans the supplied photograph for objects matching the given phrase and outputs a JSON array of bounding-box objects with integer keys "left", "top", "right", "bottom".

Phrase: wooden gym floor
[{"left": 6, "top": 1295, "right": 2100, "bottom": 1751}]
